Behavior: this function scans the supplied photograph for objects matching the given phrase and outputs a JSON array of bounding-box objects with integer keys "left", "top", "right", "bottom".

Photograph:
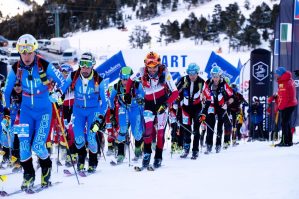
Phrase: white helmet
[{"left": 16, "top": 34, "right": 38, "bottom": 54}]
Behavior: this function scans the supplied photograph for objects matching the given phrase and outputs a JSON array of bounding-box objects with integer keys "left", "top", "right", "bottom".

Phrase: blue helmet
[
  {"left": 186, "top": 63, "right": 199, "bottom": 75},
  {"left": 210, "top": 65, "right": 222, "bottom": 77},
  {"left": 60, "top": 64, "right": 73, "bottom": 73}
]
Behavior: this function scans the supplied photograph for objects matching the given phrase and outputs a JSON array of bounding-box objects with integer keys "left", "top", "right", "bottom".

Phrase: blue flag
[
  {"left": 95, "top": 51, "right": 126, "bottom": 82},
  {"left": 170, "top": 72, "right": 181, "bottom": 82},
  {"left": 205, "top": 51, "right": 240, "bottom": 82}
]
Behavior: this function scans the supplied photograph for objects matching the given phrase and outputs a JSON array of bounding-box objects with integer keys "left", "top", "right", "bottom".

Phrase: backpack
[
  {"left": 70, "top": 69, "right": 102, "bottom": 92},
  {"left": 12, "top": 55, "right": 50, "bottom": 87}
]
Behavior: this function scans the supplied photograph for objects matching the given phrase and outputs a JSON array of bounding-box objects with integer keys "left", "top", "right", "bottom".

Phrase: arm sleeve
[
  {"left": 46, "top": 63, "right": 67, "bottom": 91},
  {"left": 109, "top": 87, "right": 117, "bottom": 110},
  {"left": 3, "top": 70, "right": 17, "bottom": 108},
  {"left": 165, "top": 71, "right": 179, "bottom": 104},
  {"left": 136, "top": 82, "right": 145, "bottom": 98},
  {"left": 99, "top": 78, "right": 109, "bottom": 116}
]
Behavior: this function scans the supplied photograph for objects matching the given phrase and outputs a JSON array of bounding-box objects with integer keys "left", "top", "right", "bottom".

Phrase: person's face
[
  {"left": 79, "top": 60, "right": 93, "bottom": 77},
  {"left": 20, "top": 52, "right": 35, "bottom": 66},
  {"left": 14, "top": 83, "right": 22, "bottom": 93},
  {"left": 121, "top": 79, "right": 128, "bottom": 87},
  {"left": 80, "top": 66, "right": 92, "bottom": 77},
  {"left": 188, "top": 73, "right": 198, "bottom": 82},
  {"left": 212, "top": 75, "right": 220, "bottom": 85},
  {"left": 147, "top": 65, "right": 159, "bottom": 76}
]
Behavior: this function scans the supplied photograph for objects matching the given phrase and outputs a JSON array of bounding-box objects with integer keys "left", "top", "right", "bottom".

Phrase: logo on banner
[
  {"left": 294, "top": 80, "right": 299, "bottom": 87},
  {"left": 252, "top": 61, "right": 268, "bottom": 81},
  {"left": 295, "top": 0, "right": 299, "bottom": 20}
]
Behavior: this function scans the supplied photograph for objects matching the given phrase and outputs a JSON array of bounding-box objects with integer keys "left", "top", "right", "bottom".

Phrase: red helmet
[{"left": 144, "top": 51, "right": 161, "bottom": 68}]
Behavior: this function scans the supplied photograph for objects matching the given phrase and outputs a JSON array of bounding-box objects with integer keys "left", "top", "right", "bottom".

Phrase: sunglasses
[
  {"left": 79, "top": 60, "right": 93, "bottom": 68},
  {"left": 211, "top": 74, "right": 220, "bottom": 78},
  {"left": 17, "top": 44, "right": 35, "bottom": 54},
  {"left": 14, "top": 84, "right": 21, "bottom": 87}
]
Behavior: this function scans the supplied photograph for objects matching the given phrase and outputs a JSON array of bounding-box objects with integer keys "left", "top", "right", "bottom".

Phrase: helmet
[
  {"left": 16, "top": 34, "right": 38, "bottom": 54},
  {"left": 79, "top": 52, "right": 96, "bottom": 68},
  {"left": 186, "top": 63, "right": 199, "bottom": 75},
  {"left": 120, "top": 66, "right": 133, "bottom": 80},
  {"left": 60, "top": 63, "right": 73, "bottom": 73},
  {"left": 144, "top": 51, "right": 161, "bottom": 68},
  {"left": 210, "top": 65, "right": 222, "bottom": 78}
]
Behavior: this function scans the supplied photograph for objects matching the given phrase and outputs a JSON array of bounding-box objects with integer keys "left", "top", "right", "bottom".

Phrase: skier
[
  {"left": 63, "top": 52, "right": 108, "bottom": 173},
  {"left": 248, "top": 98, "right": 264, "bottom": 141},
  {"left": 176, "top": 63, "right": 205, "bottom": 159},
  {"left": 274, "top": 67, "right": 297, "bottom": 146},
  {"left": 2, "top": 34, "right": 66, "bottom": 190},
  {"left": 0, "top": 81, "right": 22, "bottom": 171},
  {"left": 125, "top": 52, "right": 179, "bottom": 168},
  {"left": 201, "top": 66, "right": 234, "bottom": 154},
  {"left": 225, "top": 83, "right": 248, "bottom": 148},
  {"left": 109, "top": 66, "right": 145, "bottom": 164}
]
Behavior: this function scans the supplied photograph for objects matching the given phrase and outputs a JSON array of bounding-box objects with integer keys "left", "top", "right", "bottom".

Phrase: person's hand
[
  {"left": 123, "top": 94, "right": 132, "bottom": 104},
  {"left": 110, "top": 109, "right": 118, "bottom": 128},
  {"left": 90, "top": 115, "right": 105, "bottom": 133},
  {"left": 136, "top": 98, "right": 144, "bottom": 105},
  {"left": 1, "top": 108, "right": 10, "bottom": 134},
  {"left": 49, "top": 90, "right": 62, "bottom": 103},
  {"left": 157, "top": 103, "right": 168, "bottom": 114},
  {"left": 199, "top": 114, "right": 206, "bottom": 123}
]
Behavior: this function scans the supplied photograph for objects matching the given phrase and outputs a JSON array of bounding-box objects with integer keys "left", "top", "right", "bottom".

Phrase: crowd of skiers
[{"left": 0, "top": 34, "right": 297, "bottom": 191}]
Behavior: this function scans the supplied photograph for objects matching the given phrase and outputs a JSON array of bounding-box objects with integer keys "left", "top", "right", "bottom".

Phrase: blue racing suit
[
  {"left": 62, "top": 70, "right": 108, "bottom": 153},
  {"left": 3, "top": 57, "right": 66, "bottom": 162},
  {"left": 110, "top": 80, "right": 144, "bottom": 142}
]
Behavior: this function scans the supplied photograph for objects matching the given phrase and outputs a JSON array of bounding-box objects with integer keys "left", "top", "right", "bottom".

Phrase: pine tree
[{"left": 129, "top": 25, "right": 151, "bottom": 49}]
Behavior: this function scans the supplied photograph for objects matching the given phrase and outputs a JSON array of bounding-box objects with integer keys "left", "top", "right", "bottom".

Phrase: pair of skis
[
  {"left": 0, "top": 181, "right": 62, "bottom": 196},
  {"left": 63, "top": 169, "right": 95, "bottom": 177}
]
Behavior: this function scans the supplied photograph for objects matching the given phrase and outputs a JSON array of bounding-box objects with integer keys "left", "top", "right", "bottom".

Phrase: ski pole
[
  {"left": 175, "top": 120, "right": 194, "bottom": 135},
  {"left": 53, "top": 103, "right": 80, "bottom": 185},
  {"left": 96, "top": 132, "right": 106, "bottom": 162}
]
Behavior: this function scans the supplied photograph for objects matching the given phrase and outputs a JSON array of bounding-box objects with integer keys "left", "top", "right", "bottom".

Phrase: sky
[{"left": 2, "top": 1, "right": 299, "bottom": 199}]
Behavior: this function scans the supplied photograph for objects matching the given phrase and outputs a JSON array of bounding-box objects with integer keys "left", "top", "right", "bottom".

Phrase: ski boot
[
  {"left": 232, "top": 140, "right": 239, "bottom": 147},
  {"left": 41, "top": 167, "right": 52, "bottom": 187},
  {"left": 142, "top": 153, "right": 151, "bottom": 167},
  {"left": 180, "top": 144, "right": 190, "bottom": 158},
  {"left": 191, "top": 151, "right": 199, "bottom": 160},
  {"left": 87, "top": 165, "right": 97, "bottom": 173},
  {"left": 133, "top": 147, "right": 142, "bottom": 161},
  {"left": 223, "top": 142, "right": 230, "bottom": 150},
  {"left": 77, "top": 163, "right": 85, "bottom": 171},
  {"left": 21, "top": 173, "right": 35, "bottom": 191},
  {"left": 116, "top": 155, "right": 124, "bottom": 164},
  {"left": 153, "top": 158, "right": 162, "bottom": 168},
  {"left": 65, "top": 155, "right": 72, "bottom": 167},
  {"left": 12, "top": 162, "right": 22, "bottom": 173},
  {"left": 215, "top": 145, "right": 221, "bottom": 153},
  {"left": 204, "top": 145, "right": 212, "bottom": 155}
]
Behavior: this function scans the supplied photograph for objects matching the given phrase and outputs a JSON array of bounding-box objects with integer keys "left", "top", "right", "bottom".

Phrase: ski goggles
[
  {"left": 120, "top": 74, "right": 130, "bottom": 80},
  {"left": 211, "top": 73, "right": 221, "bottom": 78},
  {"left": 79, "top": 60, "right": 93, "bottom": 68},
  {"left": 17, "top": 44, "right": 35, "bottom": 54},
  {"left": 145, "top": 59, "right": 159, "bottom": 68},
  {"left": 187, "top": 70, "right": 198, "bottom": 75}
]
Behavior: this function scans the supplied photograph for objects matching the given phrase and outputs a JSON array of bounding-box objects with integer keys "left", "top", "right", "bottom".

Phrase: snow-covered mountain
[{"left": 0, "top": 0, "right": 44, "bottom": 18}]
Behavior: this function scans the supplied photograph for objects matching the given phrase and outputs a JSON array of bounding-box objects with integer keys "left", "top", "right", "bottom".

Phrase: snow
[
  {"left": 2, "top": 0, "right": 299, "bottom": 199},
  {"left": 0, "top": 0, "right": 44, "bottom": 18},
  {"left": 1, "top": 132, "right": 299, "bottom": 199}
]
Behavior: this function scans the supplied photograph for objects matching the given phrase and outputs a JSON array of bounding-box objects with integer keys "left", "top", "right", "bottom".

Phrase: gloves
[
  {"left": 1, "top": 108, "right": 11, "bottom": 134},
  {"left": 123, "top": 94, "right": 132, "bottom": 105},
  {"left": 109, "top": 109, "right": 118, "bottom": 128},
  {"left": 199, "top": 114, "right": 206, "bottom": 123},
  {"left": 90, "top": 115, "right": 105, "bottom": 133},
  {"left": 157, "top": 103, "right": 168, "bottom": 114},
  {"left": 136, "top": 98, "right": 144, "bottom": 105},
  {"left": 49, "top": 90, "right": 62, "bottom": 103}
]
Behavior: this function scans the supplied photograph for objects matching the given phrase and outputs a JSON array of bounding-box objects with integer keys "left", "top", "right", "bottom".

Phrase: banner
[
  {"left": 295, "top": 0, "right": 299, "bottom": 19},
  {"left": 95, "top": 51, "right": 126, "bottom": 83},
  {"left": 205, "top": 51, "right": 239, "bottom": 83},
  {"left": 249, "top": 49, "right": 271, "bottom": 137}
]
